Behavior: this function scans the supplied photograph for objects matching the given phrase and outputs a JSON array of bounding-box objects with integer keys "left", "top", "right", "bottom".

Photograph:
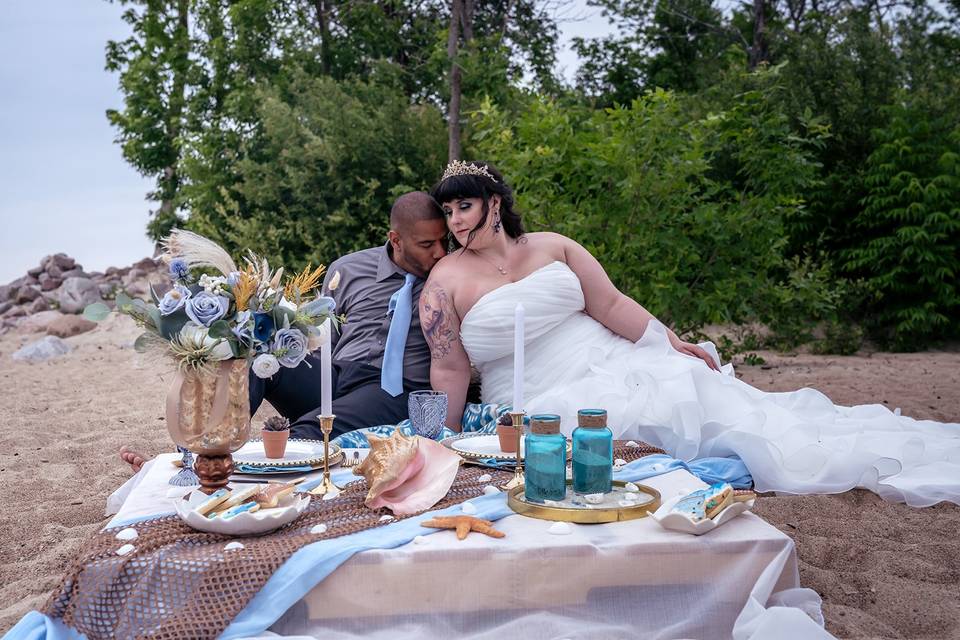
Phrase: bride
[{"left": 421, "top": 160, "right": 960, "bottom": 508}]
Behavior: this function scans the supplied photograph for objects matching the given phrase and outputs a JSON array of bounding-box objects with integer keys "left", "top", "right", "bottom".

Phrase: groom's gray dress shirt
[{"left": 322, "top": 243, "right": 430, "bottom": 387}]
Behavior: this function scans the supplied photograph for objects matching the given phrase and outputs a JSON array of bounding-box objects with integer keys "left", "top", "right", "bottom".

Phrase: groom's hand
[{"left": 674, "top": 340, "right": 721, "bottom": 372}]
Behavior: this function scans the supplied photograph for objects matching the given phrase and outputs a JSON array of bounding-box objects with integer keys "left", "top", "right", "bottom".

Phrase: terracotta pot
[
  {"left": 261, "top": 429, "right": 290, "bottom": 459},
  {"left": 496, "top": 424, "right": 519, "bottom": 453}
]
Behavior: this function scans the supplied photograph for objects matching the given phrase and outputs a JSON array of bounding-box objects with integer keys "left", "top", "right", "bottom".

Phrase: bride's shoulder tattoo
[{"left": 421, "top": 282, "right": 456, "bottom": 359}]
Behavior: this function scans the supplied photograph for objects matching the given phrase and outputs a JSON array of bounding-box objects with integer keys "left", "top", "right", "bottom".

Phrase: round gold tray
[{"left": 507, "top": 480, "right": 661, "bottom": 524}]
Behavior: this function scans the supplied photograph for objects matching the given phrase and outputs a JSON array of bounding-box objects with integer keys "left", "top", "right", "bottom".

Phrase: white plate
[
  {"left": 175, "top": 489, "right": 311, "bottom": 536},
  {"left": 233, "top": 438, "right": 339, "bottom": 468},
  {"left": 650, "top": 493, "right": 755, "bottom": 535},
  {"left": 449, "top": 434, "right": 526, "bottom": 459}
]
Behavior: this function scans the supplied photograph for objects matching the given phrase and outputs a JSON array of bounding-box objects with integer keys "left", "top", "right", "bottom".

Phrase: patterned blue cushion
[{"left": 332, "top": 402, "right": 507, "bottom": 448}]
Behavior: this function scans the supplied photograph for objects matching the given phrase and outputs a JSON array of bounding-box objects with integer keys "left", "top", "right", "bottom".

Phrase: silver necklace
[{"left": 469, "top": 249, "right": 508, "bottom": 275}]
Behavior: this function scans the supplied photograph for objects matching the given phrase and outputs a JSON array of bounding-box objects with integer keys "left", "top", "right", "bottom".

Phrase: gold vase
[{"left": 166, "top": 359, "right": 251, "bottom": 492}]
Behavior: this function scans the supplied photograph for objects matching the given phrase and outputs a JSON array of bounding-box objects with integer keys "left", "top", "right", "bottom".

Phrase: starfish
[{"left": 420, "top": 515, "right": 506, "bottom": 541}]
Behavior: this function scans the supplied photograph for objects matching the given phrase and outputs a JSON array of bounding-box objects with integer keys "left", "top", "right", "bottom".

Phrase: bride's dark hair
[{"left": 430, "top": 160, "right": 525, "bottom": 250}]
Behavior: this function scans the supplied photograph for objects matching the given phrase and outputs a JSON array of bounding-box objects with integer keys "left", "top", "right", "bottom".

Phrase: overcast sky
[{"left": 0, "top": 1, "right": 613, "bottom": 284}]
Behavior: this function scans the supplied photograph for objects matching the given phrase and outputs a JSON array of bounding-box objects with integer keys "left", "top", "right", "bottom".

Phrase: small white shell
[
  {"left": 115, "top": 528, "right": 138, "bottom": 541},
  {"left": 310, "top": 524, "right": 328, "bottom": 535},
  {"left": 625, "top": 441, "right": 640, "bottom": 448},
  {"left": 477, "top": 473, "right": 493, "bottom": 483},
  {"left": 624, "top": 482, "right": 640, "bottom": 492},
  {"left": 548, "top": 521, "right": 572, "bottom": 535},
  {"left": 224, "top": 541, "right": 245, "bottom": 551},
  {"left": 614, "top": 458, "right": 628, "bottom": 466},
  {"left": 482, "top": 485, "right": 500, "bottom": 496},
  {"left": 461, "top": 501, "right": 477, "bottom": 515},
  {"left": 584, "top": 493, "right": 604, "bottom": 505},
  {"left": 379, "top": 515, "right": 395, "bottom": 522},
  {"left": 543, "top": 499, "right": 563, "bottom": 507},
  {"left": 116, "top": 544, "right": 136, "bottom": 556},
  {"left": 413, "top": 535, "right": 430, "bottom": 545}
]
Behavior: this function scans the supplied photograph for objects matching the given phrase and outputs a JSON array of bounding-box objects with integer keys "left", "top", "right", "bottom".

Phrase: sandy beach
[{"left": 0, "top": 316, "right": 957, "bottom": 638}]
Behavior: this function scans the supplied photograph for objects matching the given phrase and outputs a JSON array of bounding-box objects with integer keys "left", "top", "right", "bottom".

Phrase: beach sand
[{"left": 0, "top": 317, "right": 957, "bottom": 638}]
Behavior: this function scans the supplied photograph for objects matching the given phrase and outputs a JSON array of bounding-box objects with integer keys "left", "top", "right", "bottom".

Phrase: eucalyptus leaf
[
  {"left": 134, "top": 333, "right": 155, "bottom": 353},
  {"left": 115, "top": 292, "right": 133, "bottom": 310},
  {"left": 208, "top": 320, "right": 233, "bottom": 340},
  {"left": 83, "top": 302, "right": 111, "bottom": 323},
  {"left": 158, "top": 310, "right": 189, "bottom": 340}
]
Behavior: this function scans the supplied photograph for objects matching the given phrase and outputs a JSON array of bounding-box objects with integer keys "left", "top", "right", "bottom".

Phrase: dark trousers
[{"left": 248, "top": 354, "right": 421, "bottom": 439}]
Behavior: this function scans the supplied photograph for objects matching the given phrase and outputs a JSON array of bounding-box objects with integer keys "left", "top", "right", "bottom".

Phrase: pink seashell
[{"left": 355, "top": 431, "right": 461, "bottom": 515}]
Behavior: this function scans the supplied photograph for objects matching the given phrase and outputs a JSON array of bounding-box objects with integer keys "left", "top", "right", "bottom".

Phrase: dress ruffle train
[{"left": 459, "top": 261, "right": 960, "bottom": 507}]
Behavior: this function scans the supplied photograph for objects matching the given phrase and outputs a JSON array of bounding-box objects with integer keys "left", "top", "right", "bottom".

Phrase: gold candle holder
[
  {"left": 501, "top": 411, "right": 526, "bottom": 490},
  {"left": 309, "top": 414, "right": 341, "bottom": 496}
]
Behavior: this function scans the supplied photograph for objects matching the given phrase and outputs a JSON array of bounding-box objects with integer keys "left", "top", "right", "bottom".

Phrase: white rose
[
  {"left": 252, "top": 353, "right": 281, "bottom": 378},
  {"left": 306, "top": 322, "right": 330, "bottom": 351},
  {"left": 207, "top": 339, "right": 234, "bottom": 361}
]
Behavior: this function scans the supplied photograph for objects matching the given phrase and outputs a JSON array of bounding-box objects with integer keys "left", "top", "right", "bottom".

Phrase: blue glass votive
[
  {"left": 572, "top": 409, "right": 613, "bottom": 494},
  {"left": 524, "top": 414, "right": 567, "bottom": 503}
]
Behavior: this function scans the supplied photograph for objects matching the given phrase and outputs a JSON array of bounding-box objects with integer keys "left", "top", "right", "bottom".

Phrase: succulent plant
[{"left": 263, "top": 416, "right": 290, "bottom": 432}]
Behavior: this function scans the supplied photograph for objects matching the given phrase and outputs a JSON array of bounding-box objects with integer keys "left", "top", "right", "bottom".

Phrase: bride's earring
[{"left": 493, "top": 212, "right": 502, "bottom": 233}]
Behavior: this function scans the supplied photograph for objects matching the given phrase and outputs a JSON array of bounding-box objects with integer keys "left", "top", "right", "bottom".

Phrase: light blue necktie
[{"left": 381, "top": 272, "right": 417, "bottom": 396}]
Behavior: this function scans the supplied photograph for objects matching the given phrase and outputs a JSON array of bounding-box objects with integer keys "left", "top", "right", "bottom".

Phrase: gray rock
[
  {"left": 41, "top": 291, "right": 60, "bottom": 304},
  {"left": 37, "top": 272, "right": 50, "bottom": 284},
  {"left": 0, "top": 285, "right": 12, "bottom": 302},
  {"left": 132, "top": 257, "right": 159, "bottom": 272},
  {"left": 51, "top": 253, "right": 76, "bottom": 271},
  {"left": 60, "top": 268, "right": 88, "bottom": 279},
  {"left": 4, "top": 305, "right": 26, "bottom": 318},
  {"left": 28, "top": 297, "right": 50, "bottom": 313},
  {"left": 124, "top": 281, "right": 148, "bottom": 298},
  {"left": 0, "top": 301, "right": 12, "bottom": 315},
  {"left": 12, "top": 335, "right": 71, "bottom": 362},
  {"left": 58, "top": 277, "right": 101, "bottom": 314},
  {"left": 15, "top": 286, "right": 40, "bottom": 304},
  {"left": 9, "top": 275, "right": 39, "bottom": 289},
  {"left": 27, "top": 265, "right": 44, "bottom": 277},
  {"left": 47, "top": 315, "right": 97, "bottom": 338},
  {"left": 124, "top": 268, "right": 147, "bottom": 283},
  {"left": 18, "top": 310, "right": 65, "bottom": 333},
  {"left": 46, "top": 264, "right": 63, "bottom": 279},
  {"left": 41, "top": 277, "right": 62, "bottom": 292},
  {"left": 98, "top": 283, "right": 116, "bottom": 298}
]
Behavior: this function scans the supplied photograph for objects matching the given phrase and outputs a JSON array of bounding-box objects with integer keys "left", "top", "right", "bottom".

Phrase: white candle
[
  {"left": 320, "top": 318, "right": 332, "bottom": 416},
  {"left": 513, "top": 303, "right": 524, "bottom": 413}
]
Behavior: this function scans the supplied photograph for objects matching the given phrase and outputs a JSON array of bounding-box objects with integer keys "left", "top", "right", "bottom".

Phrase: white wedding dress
[{"left": 460, "top": 261, "right": 960, "bottom": 507}]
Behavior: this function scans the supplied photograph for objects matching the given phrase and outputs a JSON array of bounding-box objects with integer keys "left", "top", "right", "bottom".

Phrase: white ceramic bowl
[
  {"left": 174, "top": 489, "right": 311, "bottom": 536},
  {"left": 650, "top": 493, "right": 755, "bottom": 535}
]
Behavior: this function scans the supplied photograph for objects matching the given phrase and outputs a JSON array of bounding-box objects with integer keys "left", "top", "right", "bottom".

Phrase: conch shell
[{"left": 354, "top": 430, "right": 461, "bottom": 515}]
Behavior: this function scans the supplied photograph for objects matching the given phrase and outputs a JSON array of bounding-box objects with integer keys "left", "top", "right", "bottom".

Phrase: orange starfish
[{"left": 420, "top": 515, "right": 506, "bottom": 541}]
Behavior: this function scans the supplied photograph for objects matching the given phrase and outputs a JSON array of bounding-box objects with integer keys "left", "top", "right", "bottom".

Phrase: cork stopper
[
  {"left": 530, "top": 414, "right": 561, "bottom": 435},
  {"left": 577, "top": 409, "right": 607, "bottom": 428}
]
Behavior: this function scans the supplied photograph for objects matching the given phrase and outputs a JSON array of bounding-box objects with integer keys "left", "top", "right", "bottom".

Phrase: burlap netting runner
[{"left": 42, "top": 441, "right": 665, "bottom": 640}]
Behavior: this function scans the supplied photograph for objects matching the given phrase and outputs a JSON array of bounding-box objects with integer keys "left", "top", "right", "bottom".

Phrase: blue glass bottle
[
  {"left": 572, "top": 409, "right": 613, "bottom": 494},
  {"left": 524, "top": 414, "right": 567, "bottom": 503}
]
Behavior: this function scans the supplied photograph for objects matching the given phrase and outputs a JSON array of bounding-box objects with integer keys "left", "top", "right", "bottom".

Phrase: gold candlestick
[
  {"left": 501, "top": 411, "right": 526, "bottom": 490},
  {"left": 309, "top": 414, "right": 341, "bottom": 496}
]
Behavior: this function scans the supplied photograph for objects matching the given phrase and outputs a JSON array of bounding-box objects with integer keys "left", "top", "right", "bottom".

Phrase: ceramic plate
[
  {"left": 233, "top": 438, "right": 340, "bottom": 469},
  {"left": 441, "top": 433, "right": 572, "bottom": 461},
  {"left": 650, "top": 493, "right": 755, "bottom": 535},
  {"left": 175, "top": 489, "right": 310, "bottom": 536}
]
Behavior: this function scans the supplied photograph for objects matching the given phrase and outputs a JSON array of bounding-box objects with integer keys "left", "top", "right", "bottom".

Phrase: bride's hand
[{"left": 670, "top": 337, "right": 721, "bottom": 372}]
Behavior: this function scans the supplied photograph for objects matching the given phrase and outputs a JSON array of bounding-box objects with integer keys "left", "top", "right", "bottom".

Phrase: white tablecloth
[{"left": 107, "top": 454, "right": 832, "bottom": 640}]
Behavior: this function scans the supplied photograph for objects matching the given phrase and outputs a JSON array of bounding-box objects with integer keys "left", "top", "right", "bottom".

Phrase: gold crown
[{"left": 440, "top": 160, "right": 498, "bottom": 183}]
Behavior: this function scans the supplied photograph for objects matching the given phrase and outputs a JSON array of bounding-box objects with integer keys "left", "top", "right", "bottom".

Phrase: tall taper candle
[
  {"left": 513, "top": 303, "right": 524, "bottom": 413},
  {"left": 321, "top": 318, "right": 332, "bottom": 416}
]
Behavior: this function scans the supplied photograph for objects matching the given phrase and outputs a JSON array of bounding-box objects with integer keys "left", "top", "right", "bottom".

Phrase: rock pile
[{"left": 0, "top": 253, "right": 168, "bottom": 338}]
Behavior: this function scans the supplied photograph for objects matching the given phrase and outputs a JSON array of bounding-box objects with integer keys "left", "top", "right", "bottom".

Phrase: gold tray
[{"left": 507, "top": 480, "right": 661, "bottom": 524}]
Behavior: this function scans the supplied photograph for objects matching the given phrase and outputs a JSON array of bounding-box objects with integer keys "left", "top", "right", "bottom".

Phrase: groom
[
  {"left": 120, "top": 191, "right": 447, "bottom": 471},
  {"left": 248, "top": 191, "right": 448, "bottom": 439}
]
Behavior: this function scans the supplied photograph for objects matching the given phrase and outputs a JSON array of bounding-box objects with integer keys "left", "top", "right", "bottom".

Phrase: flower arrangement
[{"left": 85, "top": 229, "right": 339, "bottom": 379}]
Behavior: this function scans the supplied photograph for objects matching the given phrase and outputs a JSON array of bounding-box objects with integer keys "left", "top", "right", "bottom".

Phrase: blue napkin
[{"left": 234, "top": 464, "right": 316, "bottom": 474}]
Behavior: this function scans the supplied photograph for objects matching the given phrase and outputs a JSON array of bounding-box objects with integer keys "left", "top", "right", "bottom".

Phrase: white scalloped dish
[
  {"left": 175, "top": 489, "right": 311, "bottom": 536},
  {"left": 651, "top": 493, "right": 755, "bottom": 535}
]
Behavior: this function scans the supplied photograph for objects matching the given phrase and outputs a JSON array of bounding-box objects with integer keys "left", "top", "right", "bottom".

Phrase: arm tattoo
[{"left": 421, "top": 283, "right": 456, "bottom": 360}]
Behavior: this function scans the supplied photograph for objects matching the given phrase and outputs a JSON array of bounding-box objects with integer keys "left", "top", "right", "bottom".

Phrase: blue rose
[
  {"left": 158, "top": 284, "right": 192, "bottom": 316},
  {"left": 253, "top": 312, "right": 275, "bottom": 343},
  {"left": 300, "top": 296, "right": 336, "bottom": 317},
  {"left": 184, "top": 291, "right": 229, "bottom": 327},
  {"left": 272, "top": 328, "right": 308, "bottom": 368},
  {"left": 168, "top": 258, "right": 190, "bottom": 282}
]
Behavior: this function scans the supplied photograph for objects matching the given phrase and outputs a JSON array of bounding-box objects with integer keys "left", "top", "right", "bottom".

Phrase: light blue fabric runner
[{"left": 3, "top": 454, "right": 751, "bottom": 640}]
